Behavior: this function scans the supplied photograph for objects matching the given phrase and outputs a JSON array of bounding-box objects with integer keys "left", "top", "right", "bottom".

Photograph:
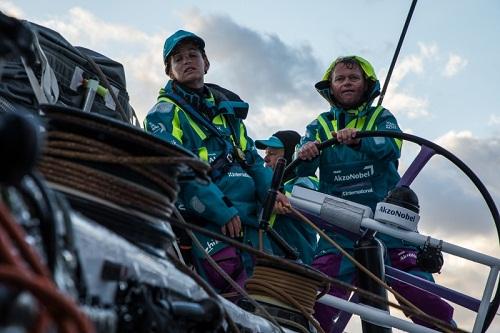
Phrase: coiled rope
[
  {"left": 247, "top": 266, "right": 324, "bottom": 314},
  {"left": 245, "top": 260, "right": 329, "bottom": 333},
  {"left": 38, "top": 109, "right": 209, "bottom": 221},
  {"left": 39, "top": 155, "right": 173, "bottom": 219}
]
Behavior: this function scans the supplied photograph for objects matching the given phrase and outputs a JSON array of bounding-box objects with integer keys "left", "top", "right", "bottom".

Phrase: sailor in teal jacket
[
  {"left": 297, "top": 56, "right": 454, "bottom": 331},
  {"left": 144, "top": 30, "right": 285, "bottom": 293},
  {"left": 256, "top": 130, "right": 318, "bottom": 264},
  {"left": 298, "top": 56, "right": 404, "bottom": 253}
]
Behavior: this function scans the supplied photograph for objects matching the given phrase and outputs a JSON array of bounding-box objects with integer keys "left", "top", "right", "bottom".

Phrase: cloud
[
  {"left": 407, "top": 131, "right": 500, "bottom": 243},
  {"left": 442, "top": 53, "right": 467, "bottom": 77},
  {"left": 434, "top": 130, "right": 473, "bottom": 148},
  {"left": 246, "top": 99, "right": 320, "bottom": 139},
  {"left": 381, "top": 43, "right": 437, "bottom": 119},
  {"left": 384, "top": 91, "right": 429, "bottom": 119},
  {"left": 489, "top": 114, "right": 500, "bottom": 126},
  {"left": 435, "top": 131, "right": 499, "bottom": 194},
  {"left": 40, "top": 7, "right": 155, "bottom": 47},
  {"left": 389, "top": 42, "right": 437, "bottom": 83},
  {"left": 28, "top": 7, "right": 168, "bottom": 120},
  {"left": 437, "top": 254, "right": 495, "bottom": 330},
  {"left": 398, "top": 130, "right": 499, "bottom": 330},
  {"left": 390, "top": 54, "right": 424, "bottom": 83},
  {"left": 180, "top": 9, "right": 324, "bottom": 110},
  {"left": 0, "top": 0, "right": 24, "bottom": 17},
  {"left": 418, "top": 42, "right": 438, "bottom": 58},
  {"left": 26, "top": 6, "right": 326, "bottom": 126}
]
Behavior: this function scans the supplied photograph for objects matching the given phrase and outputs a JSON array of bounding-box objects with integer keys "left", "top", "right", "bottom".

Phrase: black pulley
[
  {"left": 417, "top": 237, "right": 444, "bottom": 274},
  {"left": 384, "top": 185, "right": 420, "bottom": 213},
  {"left": 0, "top": 112, "right": 41, "bottom": 185}
]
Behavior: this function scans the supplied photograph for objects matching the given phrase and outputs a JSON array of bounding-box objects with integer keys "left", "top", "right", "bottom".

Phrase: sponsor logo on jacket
[
  {"left": 342, "top": 188, "right": 373, "bottom": 196},
  {"left": 205, "top": 240, "right": 220, "bottom": 254},
  {"left": 334, "top": 165, "right": 374, "bottom": 182},
  {"left": 208, "top": 154, "right": 217, "bottom": 163},
  {"left": 385, "top": 121, "right": 398, "bottom": 130},
  {"left": 149, "top": 122, "right": 166, "bottom": 134},
  {"left": 397, "top": 250, "right": 417, "bottom": 262},
  {"left": 227, "top": 171, "right": 251, "bottom": 178}
]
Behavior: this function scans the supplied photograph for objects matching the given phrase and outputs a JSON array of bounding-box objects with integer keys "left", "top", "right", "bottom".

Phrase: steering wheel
[{"left": 285, "top": 130, "right": 499, "bottom": 332}]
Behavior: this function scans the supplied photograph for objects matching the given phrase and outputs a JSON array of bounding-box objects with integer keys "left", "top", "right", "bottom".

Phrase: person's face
[
  {"left": 263, "top": 147, "right": 284, "bottom": 169},
  {"left": 330, "top": 62, "right": 368, "bottom": 109},
  {"left": 168, "top": 41, "right": 208, "bottom": 89}
]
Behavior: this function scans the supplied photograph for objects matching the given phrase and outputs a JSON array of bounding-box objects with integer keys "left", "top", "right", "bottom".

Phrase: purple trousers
[
  {"left": 312, "top": 249, "right": 454, "bottom": 333},
  {"left": 201, "top": 246, "right": 247, "bottom": 294}
]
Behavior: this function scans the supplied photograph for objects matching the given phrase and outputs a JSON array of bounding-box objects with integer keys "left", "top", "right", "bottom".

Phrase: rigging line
[
  {"left": 171, "top": 208, "right": 286, "bottom": 333},
  {"left": 0, "top": 203, "right": 94, "bottom": 333},
  {"left": 82, "top": 52, "right": 129, "bottom": 123},
  {"left": 168, "top": 217, "right": 406, "bottom": 318},
  {"left": 165, "top": 252, "right": 241, "bottom": 333},
  {"left": 290, "top": 207, "right": 467, "bottom": 333},
  {"left": 377, "top": 0, "right": 418, "bottom": 107},
  {"left": 166, "top": 217, "right": 463, "bottom": 330}
]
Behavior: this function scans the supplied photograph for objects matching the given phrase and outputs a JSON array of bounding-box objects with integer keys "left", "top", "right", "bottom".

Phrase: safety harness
[
  {"left": 315, "top": 106, "right": 403, "bottom": 149},
  {"left": 158, "top": 81, "right": 250, "bottom": 181}
]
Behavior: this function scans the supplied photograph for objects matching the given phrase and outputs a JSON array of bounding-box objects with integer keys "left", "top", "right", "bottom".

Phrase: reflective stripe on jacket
[
  {"left": 300, "top": 55, "right": 412, "bottom": 255},
  {"left": 144, "top": 81, "right": 273, "bottom": 257}
]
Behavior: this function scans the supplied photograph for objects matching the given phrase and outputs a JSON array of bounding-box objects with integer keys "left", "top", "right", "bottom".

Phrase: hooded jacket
[
  {"left": 297, "top": 56, "right": 408, "bottom": 252},
  {"left": 144, "top": 80, "right": 273, "bottom": 257}
]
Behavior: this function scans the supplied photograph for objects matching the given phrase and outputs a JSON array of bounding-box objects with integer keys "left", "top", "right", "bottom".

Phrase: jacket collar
[{"left": 159, "top": 80, "right": 218, "bottom": 119}]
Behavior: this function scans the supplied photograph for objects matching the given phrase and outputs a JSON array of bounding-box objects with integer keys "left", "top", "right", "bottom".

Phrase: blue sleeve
[
  {"left": 179, "top": 180, "right": 239, "bottom": 226},
  {"left": 357, "top": 109, "right": 402, "bottom": 161},
  {"left": 285, "top": 176, "right": 319, "bottom": 194},
  {"left": 143, "top": 102, "right": 183, "bottom": 145},
  {"left": 295, "top": 119, "right": 320, "bottom": 177},
  {"left": 144, "top": 102, "right": 238, "bottom": 226}
]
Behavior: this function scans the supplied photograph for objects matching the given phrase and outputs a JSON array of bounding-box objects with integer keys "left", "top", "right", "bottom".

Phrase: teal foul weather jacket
[
  {"left": 296, "top": 56, "right": 411, "bottom": 255},
  {"left": 144, "top": 80, "right": 273, "bottom": 257},
  {"left": 270, "top": 176, "right": 319, "bottom": 265}
]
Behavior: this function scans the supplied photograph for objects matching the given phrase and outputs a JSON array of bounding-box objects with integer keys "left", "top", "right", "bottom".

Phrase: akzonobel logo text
[
  {"left": 378, "top": 206, "right": 416, "bottom": 222},
  {"left": 334, "top": 165, "right": 374, "bottom": 182}
]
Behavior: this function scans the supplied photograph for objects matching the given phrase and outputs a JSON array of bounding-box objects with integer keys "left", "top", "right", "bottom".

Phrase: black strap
[
  {"left": 206, "top": 85, "right": 243, "bottom": 150},
  {"left": 167, "top": 83, "right": 245, "bottom": 156},
  {"left": 164, "top": 83, "right": 249, "bottom": 174},
  {"left": 165, "top": 84, "right": 224, "bottom": 140}
]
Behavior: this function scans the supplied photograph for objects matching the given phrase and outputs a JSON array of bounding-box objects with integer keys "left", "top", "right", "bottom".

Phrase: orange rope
[{"left": 0, "top": 202, "right": 94, "bottom": 333}]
